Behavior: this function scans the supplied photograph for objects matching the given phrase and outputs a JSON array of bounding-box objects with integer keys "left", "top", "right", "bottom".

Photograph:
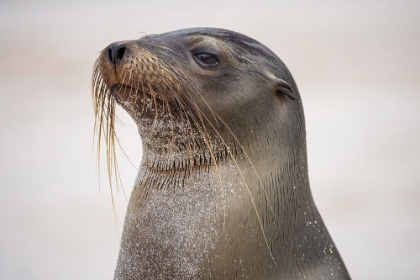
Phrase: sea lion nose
[{"left": 107, "top": 43, "right": 126, "bottom": 65}]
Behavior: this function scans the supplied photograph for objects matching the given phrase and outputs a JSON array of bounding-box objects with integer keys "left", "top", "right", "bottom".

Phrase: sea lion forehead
[
  {"left": 144, "top": 27, "right": 264, "bottom": 53},
  {"left": 156, "top": 27, "right": 254, "bottom": 40}
]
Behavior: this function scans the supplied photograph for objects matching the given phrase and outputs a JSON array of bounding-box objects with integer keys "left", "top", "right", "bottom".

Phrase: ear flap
[
  {"left": 271, "top": 76, "right": 296, "bottom": 100},
  {"left": 264, "top": 71, "right": 296, "bottom": 100}
]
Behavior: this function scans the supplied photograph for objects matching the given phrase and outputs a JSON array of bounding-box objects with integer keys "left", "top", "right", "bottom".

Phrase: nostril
[
  {"left": 116, "top": 46, "right": 126, "bottom": 63},
  {"left": 108, "top": 47, "right": 114, "bottom": 63},
  {"left": 107, "top": 43, "right": 127, "bottom": 65}
]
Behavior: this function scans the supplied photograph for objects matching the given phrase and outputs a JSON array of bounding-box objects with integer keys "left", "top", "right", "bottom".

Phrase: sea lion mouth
[
  {"left": 111, "top": 83, "right": 145, "bottom": 94},
  {"left": 110, "top": 83, "right": 137, "bottom": 95},
  {"left": 111, "top": 83, "right": 133, "bottom": 92},
  {"left": 108, "top": 83, "right": 139, "bottom": 103},
  {"left": 110, "top": 82, "right": 168, "bottom": 104}
]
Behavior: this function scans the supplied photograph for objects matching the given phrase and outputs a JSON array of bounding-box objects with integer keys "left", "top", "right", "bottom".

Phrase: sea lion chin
[{"left": 92, "top": 27, "right": 351, "bottom": 279}]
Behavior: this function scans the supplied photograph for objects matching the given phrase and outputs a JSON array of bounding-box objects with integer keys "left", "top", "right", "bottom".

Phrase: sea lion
[{"left": 92, "top": 28, "right": 351, "bottom": 279}]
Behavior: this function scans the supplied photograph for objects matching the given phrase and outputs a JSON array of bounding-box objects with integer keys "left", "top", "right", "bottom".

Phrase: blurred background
[{"left": 0, "top": 0, "right": 419, "bottom": 279}]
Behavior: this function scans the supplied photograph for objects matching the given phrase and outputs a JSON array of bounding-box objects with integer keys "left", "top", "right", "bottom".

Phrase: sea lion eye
[{"left": 194, "top": 53, "right": 218, "bottom": 67}]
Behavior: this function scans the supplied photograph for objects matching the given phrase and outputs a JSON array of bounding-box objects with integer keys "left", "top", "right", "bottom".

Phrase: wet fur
[{"left": 92, "top": 28, "right": 350, "bottom": 279}]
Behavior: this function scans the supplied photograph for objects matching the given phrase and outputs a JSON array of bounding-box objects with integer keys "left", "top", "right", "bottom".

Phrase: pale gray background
[{"left": 1, "top": 0, "right": 419, "bottom": 279}]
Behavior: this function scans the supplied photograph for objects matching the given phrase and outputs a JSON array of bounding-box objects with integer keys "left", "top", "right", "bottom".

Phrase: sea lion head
[{"left": 92, "top": 27, "right": 305, "bottom": 175}]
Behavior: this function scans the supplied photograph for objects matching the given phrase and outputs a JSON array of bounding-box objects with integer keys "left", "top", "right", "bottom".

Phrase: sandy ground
[{"left": 0, "top": 0, "right": 419, "bottom": 279}]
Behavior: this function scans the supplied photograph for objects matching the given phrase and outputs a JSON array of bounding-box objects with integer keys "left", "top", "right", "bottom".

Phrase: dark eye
[{"left": 194, "top": 53, "right": 218, "bottom": 67}]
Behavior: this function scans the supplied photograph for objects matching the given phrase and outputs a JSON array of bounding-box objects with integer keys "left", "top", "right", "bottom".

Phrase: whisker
[
  {"left": 194, "top": 87, "right": 275, "bottom": 215},
  {"left": 180, "top": 89, "right": 277, "bottom": 264}
]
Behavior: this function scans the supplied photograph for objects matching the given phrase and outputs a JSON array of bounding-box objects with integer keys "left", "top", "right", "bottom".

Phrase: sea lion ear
[
  {"left": 265, "top": 72, "right": 296, "bottom": 100},
  {"left": 272, "top": 77, "right": 296, "bottom": 100}
]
